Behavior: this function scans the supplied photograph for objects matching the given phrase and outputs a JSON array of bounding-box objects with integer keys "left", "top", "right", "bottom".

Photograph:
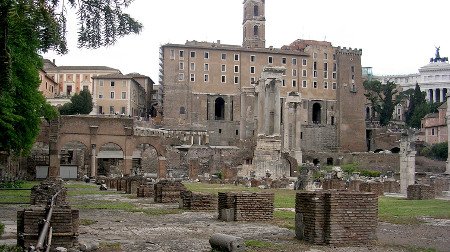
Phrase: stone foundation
[
  {"left": 218, "top": 192, "right": 274, "bottom": 221},
  {"left": 359, "top": 182, "right": 384, "bottom": 196},
  {"left": 17, "top": 206, "right": 79, "bottom": 250},
  {"left": 180, "top": 191, "right": 217, "bottom": 210},
  {"left": 295, "top": 191, "right": 377, "bottom": 246},
  {"left": 407, "top": 184, "right": 435, "bottom": 200},
  {"left": 154, "top": 180, "right": 187, "bottom": 203},
  {"left": 322, "top": 179, "right": 346, "bottom": 190},
  {"left": 383, "top": 180, "right": 400, "bottom": 193},
  {"left": 30, "top": 179, "right": 67, "bottom": 205},
  {"left": 137, "top": 184, "right": 155, "bottom": 198}
]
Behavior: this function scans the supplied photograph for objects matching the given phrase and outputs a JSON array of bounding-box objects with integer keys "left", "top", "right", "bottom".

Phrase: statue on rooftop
[{"left": 435, "top": 46, "right": 441, "bottom": 59}]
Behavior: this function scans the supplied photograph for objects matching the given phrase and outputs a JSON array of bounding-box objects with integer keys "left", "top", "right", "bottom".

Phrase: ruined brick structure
[
  {"left": 407, "top": 184, "right": 435, "bottom": 200},
  {"left": 217, "top": 192, "right": 274, "bottom": 221},
  {"left": 295, "top": 191, "right": 377, "bottom": 246},
  {"left": 180, "top": 191, "right": 217, "bottom": 211},
  {"left": 137, "top": 184, "right": 155, "bottom": 198},
  {"left": 154, "top": 180, "right": 187, "bottom": 203}
]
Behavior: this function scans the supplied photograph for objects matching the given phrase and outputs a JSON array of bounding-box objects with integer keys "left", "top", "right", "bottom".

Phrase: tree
[
  {"left": 0, "top": 1, "right": 141, "bottom": 154},
  {"left": 404, "top": 83, "right": 443, "bottom": 129},
  {"left": 59, "top": 89, "right": 93, "bottom": 115},
  {"left": 364, "top": 80, "right": 404, "bottom": 126}
]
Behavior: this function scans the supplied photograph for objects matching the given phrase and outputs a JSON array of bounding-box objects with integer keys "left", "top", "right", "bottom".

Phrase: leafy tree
[
  {"left": 59, "top": 89, "right": 93, "bottom": 115},
  {"left": 364, "top": 80, "right": 404, "bottom": 126},
  {"left": 404, "top": 83, "right": 443, "bottom": 129},
  {"left": 0, "top": 0, "right": 141, "bottom": 154}
]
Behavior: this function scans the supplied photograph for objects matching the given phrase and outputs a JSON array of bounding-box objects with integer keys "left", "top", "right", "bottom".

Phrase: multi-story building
[
  {"left": 43, "top": 60, "right": 120, "bottom": 97},
  {"left": 92, "top": 73, "right": 149, "bottom": 117},
  {"left": 420, "top": 102, "right": 448, "bottom": 145},
  {"left": 38, "top": 69, "right": 58, "bottom": 98},
  {"left": 160, "top": 0, "right": 366, "bottom": 153}
]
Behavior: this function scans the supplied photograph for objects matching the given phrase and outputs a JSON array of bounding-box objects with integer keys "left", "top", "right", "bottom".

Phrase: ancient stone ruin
[
  {"left": 407, "top": 184, "right": 435, "bottom": 200},
  {"left": 154, "top": 180, "right": 187, "bottom": 203},
  {"left": 218, "top": 192, "right": 274, "bottom": 221},
  {"left": 180, "top": 191, "right": 217, "bottom": 211},
  {"left": 295, "top": 191, "right": 377, "bottom": 246}
]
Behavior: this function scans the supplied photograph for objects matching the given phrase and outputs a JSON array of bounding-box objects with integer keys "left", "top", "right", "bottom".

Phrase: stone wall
[
  {"left": 218, "top": 192, "right": 274, "bottom": 221},
  {"left": 137, "top": 184, "right": 155, "bottom": 198},
  {"left": 407, "top": 184, "right": 435, "bottom": 200},
  {"left": 383, "top": 180, "right": 400, "bottom": 193},
  {"left": 154, "top": 180, "right": 187, "bottom": 203},
  {"left": 295, "top": 191, "right": 377, "bottom": 246},
  {"left": 418, "top": 176, "right": 450, "bottom": 197},
  {"left": 17, "top": 206, "right": 79, "bottom": 250},
  {"left": 180, "top": 191, "right": 217, "bottom": 210},
  {"left": 322, "top": 179, "right": 346, "bottom": 190},
  {"left": 30, "top": 180, "right": 67, "bottom": 206},
  {"left": 359, "top": 182, "right": 384, "bottom": 196},
  {"left": 302, "top": 125, "right": 338, "bottom": 152}
]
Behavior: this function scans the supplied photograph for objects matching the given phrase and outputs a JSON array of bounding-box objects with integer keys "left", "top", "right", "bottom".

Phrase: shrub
[
  {"left": 359, "top": 169, "right": 382, "bottom": 178},
  {"left": 0, "top": 221, "right": 4, "bottom": 236},
  {"left": 0, "top": 180, "right": 24, "bottom": 189}
]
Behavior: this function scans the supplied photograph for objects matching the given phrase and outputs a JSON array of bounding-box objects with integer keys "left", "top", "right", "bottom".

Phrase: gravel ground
[{"left": 1, "top": 192, "right": 449, "bottom": 252}]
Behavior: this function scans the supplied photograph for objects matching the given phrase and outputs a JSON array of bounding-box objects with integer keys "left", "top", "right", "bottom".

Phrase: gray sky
[{"left": 42, "top": 0, "right": 450, "bottom": 82}]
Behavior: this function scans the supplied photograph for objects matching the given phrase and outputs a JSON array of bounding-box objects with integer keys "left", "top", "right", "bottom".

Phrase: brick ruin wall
[
  {"left": 137, "top": 184, "right": 155, "bottom": 198},
  {"left": 295, "top": 191, "right": 377, "bottom": 246},
  {"left": 417, "top": 176, "right": 450, "bottom": 197},
  {"left": 302, "top": 125, "right": 338, "bottom": 152},
  {"left": 30, "top": 180, "right": 67, "bottom": 205},
  {"left": 407, "top": 184, "right": 435, "bottom": 200},
  {"left": 359, "top": 182, "right": 384, "bottom": 196},
  {"left": 154, "top": 180, "right": 186, "bottom": 203},
  {"left": 180, "top": 191, "right": 217, "bottom": 210},
  {"left": 17, "top": 206, "right": 79, "bottom": 250},
  {"left": 383, "top": 180, "right": 400, "bottom": 193},
  {"left": 218, "top": 192, "right": 274, "bottom": 221}
]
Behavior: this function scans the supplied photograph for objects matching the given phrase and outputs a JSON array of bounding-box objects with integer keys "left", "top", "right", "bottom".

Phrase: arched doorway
[
  {"left": 312, "top": 103, "right": 321, "bottom": 124},
  {"left": 133, "top": 144, "right": 159, "bottom": 177},
  {"left": 59, "top": 141, "right": 89, "bottom": 179},
  {"left": 215, "top": 97, "right": 225, "bottom": 120},
  {"left": 97, "top": 143, "right": 124, "bottom": 177}
]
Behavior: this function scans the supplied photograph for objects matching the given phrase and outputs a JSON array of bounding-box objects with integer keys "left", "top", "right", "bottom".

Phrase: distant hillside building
[{"left": 420, "top": 102, "right": 448, "bottom": 145}]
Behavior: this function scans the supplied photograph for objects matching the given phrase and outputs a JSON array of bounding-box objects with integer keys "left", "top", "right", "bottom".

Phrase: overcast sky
[{"left": 42, "top": 0, "right": 450, "bottom": 82}]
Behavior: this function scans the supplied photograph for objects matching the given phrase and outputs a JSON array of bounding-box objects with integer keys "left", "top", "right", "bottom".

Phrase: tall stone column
[
  {"left": 446, "top": 95, "right": 450, "bottom": 174},
  {"left": 294, "top": 103, "right": 302, "bottom": 163},
  {"left": 90, "top": 145, "right": 96, "bottom": 178},
  {"left": 257, "top": 84, "right": 265, "bottom": 135},
  {"left": 158, "top": 156, "right": 167, "bottom": 178},
  {"left": 282, "top": 101, "right": 290, "bottom": 151},
  {"left": 48, "top": 118, "right": 60, "bottom": 178},
  {"left": 264, "top": 84, "right": 271, "bottom": 135},
  {"left": 240, "top": 91, "right": 247, "bottom": 140},
  {"left": 400, "top": 134, "right": 416, "bottom": 195},
  {"left": 274, "top": 81, "right": 281, "bottom": 136}
]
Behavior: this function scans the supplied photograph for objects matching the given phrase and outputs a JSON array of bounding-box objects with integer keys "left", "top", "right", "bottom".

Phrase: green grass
[
  {"left": 80, "top": 219, "right": 98, "bottom": 226},
  {"left": 0, "top": 244, "right": 22, "bottom": 252},
  {"left": 272, "top": 210, "right": 295, "bottom": 230},
  {"left": 378, "top": 197, "right": 450, "bottom": 224}
]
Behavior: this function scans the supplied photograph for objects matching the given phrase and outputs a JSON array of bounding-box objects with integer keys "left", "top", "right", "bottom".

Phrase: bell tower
[{"left": 243, "top": 0, "right": 266, "bottom": 49}]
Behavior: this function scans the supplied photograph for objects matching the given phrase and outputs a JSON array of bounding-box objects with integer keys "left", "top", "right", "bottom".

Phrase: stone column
[
  {"left": 264, "top": 83, "right": 271, "bottom": 135},
  {"left": 240, "top": 92, "right": 247, "bottom": 140},
  {"left": 158, "top": 156, "right": 167, "bottom": 178},
  {"left": 90, "top": 145, "right": 96, "bottom": 178},
  {"left": 48, "top": 118, "right": 60, "bottom": 178},
  {"left": 124, "top": 157, "right": 133, "bottom": 176},
  {"left": 282, "top": 101, "right": 290, "bottom": 151},
  {"left": 274, "top": 81, "right": 281, "bottom": 136},
  {"left": 400, "top": 135, "right": 416, "bottom": 195},
  {"left": 446, "top": 96, "right": 450, "bottom": 174},
  {"left": 257, "top": 85, "right": 265, "bottom": 135}
]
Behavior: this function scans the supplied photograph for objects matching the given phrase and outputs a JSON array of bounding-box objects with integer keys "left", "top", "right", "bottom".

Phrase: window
[
  {"left": 204, "top": 63, "right": 209, "bottom": 71},
  {"left": 313, "top": 52, "right": 317, "bottom": 59},
  {"left": 292, "top": 58, "right": 297, "bottom": 65},
  {"left": 121, "top": 107, "right": 126, "bottom": 115},
  {"left": 253, "top": 25, "right": 258, "bottom": 36},
  {"left": 332, "top": 82, "right": 337, "bottom": 89},
  {"left": 221, "top": 64, "right": 226, "bottom": 72},
  {"left": 282, "top": 57, "right": 287, "bottom": 64},
  {"left": 121, "top": 92, "right": 126, "bottom": 99},
  {"left": 268, "top": 56, "right": 273, "bottom": 64},
  {"left": 282, "top": 79, "right": 286, "bottom": 87},
  {"left": 180, "top": 107, "right": 186, "bottom": 114},
  {"left": 98, "top": 106, "right": 103, "bottom": 114},
  {"left": 99, "top": 80, "right": 104, "bottom": 86},
  {"left": 83, "top": 85, "right": 88, "bottom": 91},
  {"left": 324, "top": 82, "right": 328, "bottom": 89},
  {"left": 234, "top": 65, "right": 239, "bottom": 73},
  {"left": 122, "top": 80, "right": 126, "bottom": 87},
  {"left": 190, "top": 62, "right": 195, "bottom": 71},
  {"left": 333, "top": 54, "right": 336, "bottom": 60},
  {"left": 333, "top": 63, "right": 337, "bottom": 71},
  {"left": 234, "top": 54, "right": 239, "bottom": 61},
  {"left": 254, "top": 5, "right": 259, "bottom": 16},
  {"left": 324, "top": 71, "right": 328, "bottom": 79},
  {"left": 110, "top": 91, "right": 115, "bottom": 99},
  {"left": 170, "top": 49, "right": 175, "bottom": 59},
  {"left": 98, "top": 93, "right": 103, "bottom": 99},
  {"left": 250, "top": 66, "right": 255, "bottom": 74},
  {"left": 179, "top": 62, "right": 184, "bottom": 70},
  {"left": 250, "top": 77, "right": 256, "bottom": 84},
  {"left": 332, "top": 72, "right": 337, "bottom": 79},
  {"left": 292, "top": 69, "right": 297, "bottom": 76},
  {"left": 302, "top": 59, "right": 307, "bottom": 66},
  {"left": 431, "top": 128, "right": 435, "bottom": 136},
  {"left": 324, "top": 53, "right": 328, "bottom": 60},
  {"left": 221, "top": 75, "right": 226, "bottom": 83},
  {"left": 204, "top": 74, "right": 209, "bottom": 82},
  {"left": 109, "top": 106, "right": 115, "bottom": 114},
  {"left": 313, "top": 71, "right": 317, "bottom": 78},
  {"left": 292, "top": 80, "right": 297, "bottom": 87},
  {"left": 221, "top": 53, "right": 226, "bottom": 60},
  {"left": 250, "top": 55, "right": 256, "bottom": 62},
  {"left": 234, "top": 76, "right": 239, "bottom": 84},
  {"left": 179, "top": 50, "right": 184, "bottom": 59},
  {"left": 178, "top": 73, "right": 184, "bottom": 81},
  {"left": 204, "top": 51, "right": 209, "bottom": 59},
  {"left": 302, "top": 69, "right": 307, "bottom": 77},
  {"left": 351, "top": 66, "right": 355, "bottom": 72},
  {"left": 313, "top": 61, "right": 317, "bottom": 70},
  {"left": 190, "top": 73, "right": 195, "bottom": 82},
  {"left": 324, "top": 62, "right": 328, "bottom": 71},
  {"left": 110, "top": 81, "right": 115, "bottom": 87},
  {"left": 313, "top": 81, "right": 318, "bottom": 88},
  {"left": 190, "top": 51, "right": 196, "bottom": 58},
  {"left": 302, "top": 80, "right": 307, "bottom": 88}
]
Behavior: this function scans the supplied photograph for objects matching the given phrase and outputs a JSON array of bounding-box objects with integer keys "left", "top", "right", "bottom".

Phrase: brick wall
[
  {"left": 154, "top": 180, "right": 186, "bottom": 203},
  {"left": 322, "top": 179, "right": 346, "bottom": 190},
  {"left": 218, "top": 192, "right": 274, "bottom": 221},
  {"left": 383, "top": 180, "right": 400, "bottom": 193},
  {"left": 180, "top": 191, "right": 217, "bottom": 210},
  {"left": 137, "top": 184, "right": 155, "bottom": 198},
  {"left": 30, "top": 180, "right": 67, "bottom": 206},
  {"left": 17, "top": 206, "right": 79, "bottom": 250},
  {"left": 295, "top": 191, "right": 377, "bottom": 246},
  {"left": 407, "top": 184, "right": 435, "bottom": 200},
  {"left": 359, "top": 182, "right": 384, "bottom": 196}
]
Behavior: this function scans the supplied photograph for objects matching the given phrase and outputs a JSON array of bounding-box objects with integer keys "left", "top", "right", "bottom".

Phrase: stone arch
[
  {"left": 390, "top": 147, "right": 400, "bottom": 154},
  {"left": 312, "top": 103, "right": 322, "bottom": 124},
  {"left": 215, "top": 97, "right": 225, "bottom": 120},
  {"left": 313, "top": 158, "right": 320, "bottom": 166},
  {"left": 59, "top": 141, "right": 89, "bottom": 178},
  {"left": 133, "top": 143, "right": 159, "bottom": 176},
  {"left": 133, "top": 137, "right": 168, "bottom": 178}
]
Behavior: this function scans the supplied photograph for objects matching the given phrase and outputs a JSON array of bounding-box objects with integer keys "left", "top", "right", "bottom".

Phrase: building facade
[
  {"left": 160, "top": 0, "right": 366, "bottom": 155},
  {"left": 39, "top": 69, "right": 58, "bottom": 98},
  {"left": 420, "top": 102, "right": 448, "bottom": 145}
]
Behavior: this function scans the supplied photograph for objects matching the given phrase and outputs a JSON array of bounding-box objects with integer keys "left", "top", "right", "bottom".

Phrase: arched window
[
  {"left": 253, "top": 25, "right": 258, "bottom": 36},
  {"left": 215, "top": 97, "right": 225, "bottom": 120},
  {"left": 312, "top": 103, "right": 321, "bottom": 124},
  {"left": 254, "top": 5, "right": 259, "bottom": 16},
  {"left": 366, "top": 107, "right": 370, "bottom": 120}
]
